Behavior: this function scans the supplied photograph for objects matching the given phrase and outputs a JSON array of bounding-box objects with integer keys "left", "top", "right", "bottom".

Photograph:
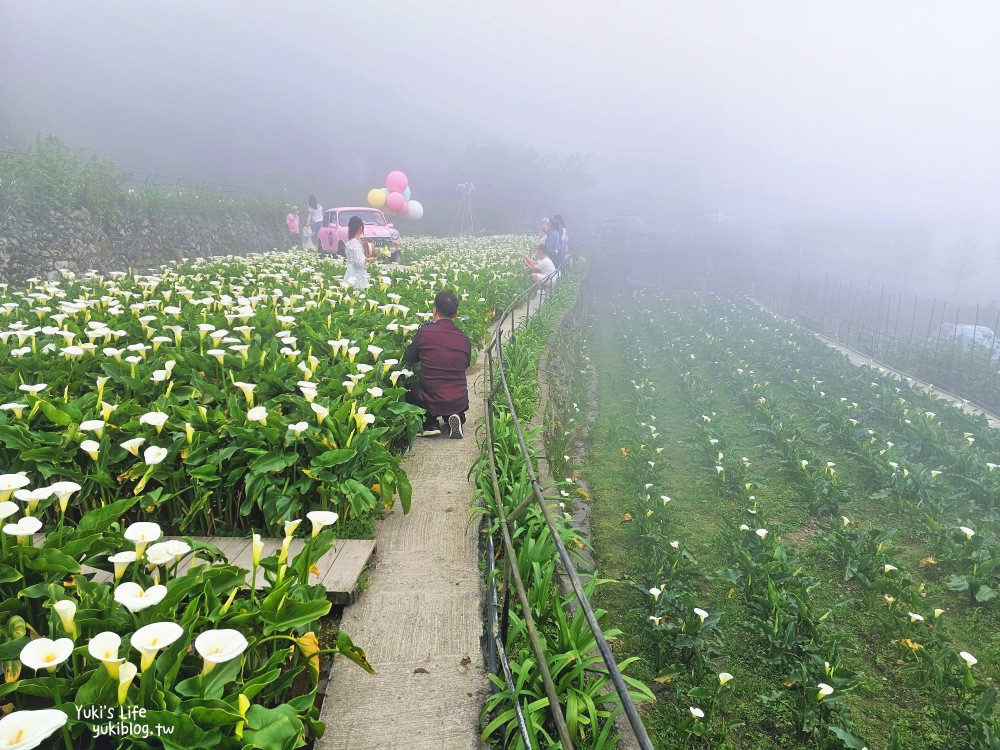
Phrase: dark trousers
[
  {"left": 405, "top": 386, "right": 466, "bottom": 428},
  {"left": 289, "top": 231, "right": 299, "bottom": 249}
]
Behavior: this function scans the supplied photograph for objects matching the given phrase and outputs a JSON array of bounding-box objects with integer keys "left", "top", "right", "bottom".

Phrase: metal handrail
[{"left": 482, "top": 247, "right": 654, "bottom": 750}]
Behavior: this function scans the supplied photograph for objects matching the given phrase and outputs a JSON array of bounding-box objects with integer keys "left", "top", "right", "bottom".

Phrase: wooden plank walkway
[{"left": 35, "top": 535, "right": 375, "bottom": 604}]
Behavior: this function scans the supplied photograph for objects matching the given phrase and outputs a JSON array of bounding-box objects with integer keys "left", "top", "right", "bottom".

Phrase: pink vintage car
[{"left": 316, "top": 207, "right": 402, "bottom": 262}]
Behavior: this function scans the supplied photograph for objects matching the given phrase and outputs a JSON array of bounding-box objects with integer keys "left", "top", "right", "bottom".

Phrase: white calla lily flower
[
  {"left": 113, "top": 582, "right": 168, "bottom": 613},
  {"left": 88, "top": 632, "right": 125, "bottom": 677},
  {"left": 307, "top": 510, "right": 339, "bottom": 537},
  {"left": 0, "top": 708, "right": 68, "bottom": 750},
  {"left": 131, "top": 621, "right": 184, "bottom": 672},
  {"left": 20, "top": 637, "right": 74, "bottom": 672},
  {"left": 194, "top": 629, "right": 249, "bottom": 673}
]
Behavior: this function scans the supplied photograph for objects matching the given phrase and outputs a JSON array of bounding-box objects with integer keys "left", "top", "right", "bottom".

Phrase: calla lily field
[
  {"left": 4, "top": 234, "right": 998, "bottom": 750},
  {"left": 554, "top": 289, "right": 1000, "bottom": 749},
  {"left": 0, "top": 237, "right": 531, "bottom": 749}
]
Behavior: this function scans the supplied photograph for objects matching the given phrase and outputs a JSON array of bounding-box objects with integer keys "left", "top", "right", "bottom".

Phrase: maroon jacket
[{"left": 403, "top": 318, "right": 471, "bottom": 416}]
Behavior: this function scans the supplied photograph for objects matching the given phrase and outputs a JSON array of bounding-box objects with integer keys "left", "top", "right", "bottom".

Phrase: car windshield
[{"left": 338, "top": 210, "right": 386, "bottom": 227}]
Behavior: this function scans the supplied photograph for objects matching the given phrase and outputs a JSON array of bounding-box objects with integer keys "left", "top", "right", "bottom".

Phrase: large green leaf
[
  {"left": 175, "top": 658, "right": 242, "bottom": 700},
  {"left": 975, "top": 585, "right": 997, "bottom": 603},
  {"left": 21, "top": 546, "right": 81, "bottom": 575},
  {"left": 73, "top": 494, "right": 140, "bottom": 535},
  {"left": 252, "top": 451, "right": 300, "bottom": 475},
  {"left": 140, "top": 711, "right": 223, "bottom": 749},
  {"left": 310, "top": 448, "right": 356, "bottom": 470},
  {"left": 0, "top": 424, "right": 40, "bottom": 451},
  {"left": 0, "top": 563, "right": 22, "bottom": 585},
  {"left": 242, "top": 704, "right": 304, "bottom": 750},
  {"left": 947, "top": 575, "right": 971, "bottom": 592},
  {"left": 74, "top": 663, "right": 116, "bottom": 707},
  {"left": 259, "top": 599, "right": 331, "bottom": 635},
  {"left": 397, "top": 471, "right": 413, "bottom": 515}
]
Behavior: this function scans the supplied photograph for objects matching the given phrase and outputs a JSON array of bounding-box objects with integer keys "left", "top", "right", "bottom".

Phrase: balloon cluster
[{"left": 367, "top": 171, "right": 424, "bottom": 221}]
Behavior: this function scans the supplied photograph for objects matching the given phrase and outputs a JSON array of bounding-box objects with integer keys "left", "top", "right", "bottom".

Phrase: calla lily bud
[
  {"left": 117, "top": 662, "right": 137, "bottom": 705},
  {"left": 252, "top": 533, "right": 264, "bottom": 568},
  {"left": 53, "top": 599, "right": 77, "bottom": 639}
]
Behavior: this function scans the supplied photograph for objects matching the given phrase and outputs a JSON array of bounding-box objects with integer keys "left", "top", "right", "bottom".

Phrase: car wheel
[{"left": 337, "top": 240, "right": 346, "bottom": 256}]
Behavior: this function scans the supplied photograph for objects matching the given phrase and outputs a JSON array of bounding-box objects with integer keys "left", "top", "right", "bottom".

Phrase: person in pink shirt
[{"left": 285, "top": 207, "right": 300, "bottom": 249}]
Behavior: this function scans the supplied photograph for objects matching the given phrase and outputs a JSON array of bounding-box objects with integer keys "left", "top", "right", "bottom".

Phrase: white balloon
[{"left": 407, "top": 200, "right": 424, "bottom": 221}]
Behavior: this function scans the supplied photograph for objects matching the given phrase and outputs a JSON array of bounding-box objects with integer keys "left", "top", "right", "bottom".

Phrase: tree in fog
[
  {"left": 454, "top": 141, "right": 596, "bottom": 231},
  {"left": 944, "top": 233, "right": 987, "bottom": 304}
]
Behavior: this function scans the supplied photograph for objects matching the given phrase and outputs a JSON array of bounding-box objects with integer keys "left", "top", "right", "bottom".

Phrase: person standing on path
[
  {"left": 403, "top": 289, "right": 471, "bottom": 439},
  {"left": 285, "top": 207, "right": 300, "bottom": 249},
  {"left": 536, "top": 217, "right": 550, "bottom": 246},
  {"left": 545, "top": 218, "right": 563, "bottom": 267},
  {"left": 308, "top": 194, "right": 324, "bottom": 239},
  {"left": 552, "top": 214, "right": 569, "bottom": 259},
  {"left": 343, "top": 216, "right": 371, "bottom": 290}
]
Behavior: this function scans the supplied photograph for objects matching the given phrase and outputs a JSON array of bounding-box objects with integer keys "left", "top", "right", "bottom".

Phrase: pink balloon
[
  {"left": 386, "top": 171, "right": 408, "bottom": 194},
  {"left": 386, "top": 191, "right": 407, "bottom": 213}
]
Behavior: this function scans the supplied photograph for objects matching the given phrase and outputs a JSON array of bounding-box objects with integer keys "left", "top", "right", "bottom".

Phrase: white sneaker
[
  {"left": 448, "top": 414, "right": 463, "bottom": 439},
  {"left": 418, "top": 427, "right": 441, "bottom": 437}
]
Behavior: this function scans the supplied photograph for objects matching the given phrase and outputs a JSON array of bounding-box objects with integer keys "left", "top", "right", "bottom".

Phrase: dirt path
[{"left": 318, "top": 298, "right": 536, "bottom": 750}]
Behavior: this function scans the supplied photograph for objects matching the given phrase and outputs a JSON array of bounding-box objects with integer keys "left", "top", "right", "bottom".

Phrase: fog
[{"left": 2, "top": 1, "right": 999, "bottom": 294}]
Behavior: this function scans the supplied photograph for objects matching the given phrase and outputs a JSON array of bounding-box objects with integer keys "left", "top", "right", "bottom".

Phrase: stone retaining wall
[{"left": 0, "top": 204, "right": 286, "bottom": 283}]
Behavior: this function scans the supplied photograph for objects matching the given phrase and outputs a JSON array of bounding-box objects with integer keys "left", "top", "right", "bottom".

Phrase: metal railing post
[{"left": 485, "top": 371, "right": 575, "bottom": 750}]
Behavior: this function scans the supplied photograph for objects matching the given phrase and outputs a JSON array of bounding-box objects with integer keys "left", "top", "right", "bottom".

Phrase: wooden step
[{"left": 33, "top": 534, "right": 376, "bottom": 603}]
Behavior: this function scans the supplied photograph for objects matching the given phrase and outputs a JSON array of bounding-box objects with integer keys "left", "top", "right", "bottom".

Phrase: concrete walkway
[
  {"left": 318, "top": 298, "right": 538, "bottom": 750},
  {"left": 753, "top": 299, "right": 1000, "bottom": 428}
]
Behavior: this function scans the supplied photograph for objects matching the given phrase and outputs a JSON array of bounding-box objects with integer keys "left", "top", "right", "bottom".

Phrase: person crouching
[{"left": 403, "top": 289, "right": 471, "bottom": 439}]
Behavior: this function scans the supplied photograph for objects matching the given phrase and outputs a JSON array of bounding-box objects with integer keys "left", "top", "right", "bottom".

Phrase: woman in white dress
[{"left": 343, "top": 215, "right": 371, "bottom": 290}]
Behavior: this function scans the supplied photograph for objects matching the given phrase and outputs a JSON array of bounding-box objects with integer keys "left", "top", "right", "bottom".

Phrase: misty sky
[{"left": 2, "top": 1, "right": 999, "bottom": 229}]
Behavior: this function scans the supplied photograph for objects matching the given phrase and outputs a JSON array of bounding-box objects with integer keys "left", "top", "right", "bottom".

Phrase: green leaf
[
  {"left": 975, "top": 585, "right": 997, "bottom": 603},
  {"left": 140, "top": 710, "right": 223, "bottom": 749},
  {"left": 75, "top": 664, "right": 116, "bottom": 707},
  {"left": 947, "top": 575, "right": 971, "bottom": 592},
  {"left": 0, "top": 563, "right": 22, "bottom": 585},
  {"left": 259, "top": 599, "right": 331, "bottom": 635},
  {"left": 242, "top": 704, "right": 304, "bottom": 750},
  {"left": 182, "top": 699, "right": 242, "bottom": 729},
  {"left": 0, "top": 424, "right": 37, "bottom": 451},
  {"left": 240, "top": 668, "right": 283, "bottom": 701},
  {"left": 21, "top": 546, "right": 81, "bottom": 575},
  {"left": 337, "top": 630, "right": 376, "bottom": 675},
  {"left": 828, "top": 725, "right": 869, "bottom": 749},
  {"left": 73, "top": 494, "right": 140, "bottom": 535},
  {"left": 175, "top": 658, "right": 242, "bottom": 700},
  {"left": 60, "top": 531, "right": 103, "bottom": 561},
  {"left": 397, "top": 471, "right": 412, "bottom": 515},
  {"left": 0, "top": 637, "right": 28, "bottom": 660},
  {"left": 252, "top": 451, "right": 300, "bottom": 475},
  {"left": 39, "top": 400, "right": 82, "bottom": 426},
  {"left": 310, "top": 448, "right": 356, "bottom": 469}
]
